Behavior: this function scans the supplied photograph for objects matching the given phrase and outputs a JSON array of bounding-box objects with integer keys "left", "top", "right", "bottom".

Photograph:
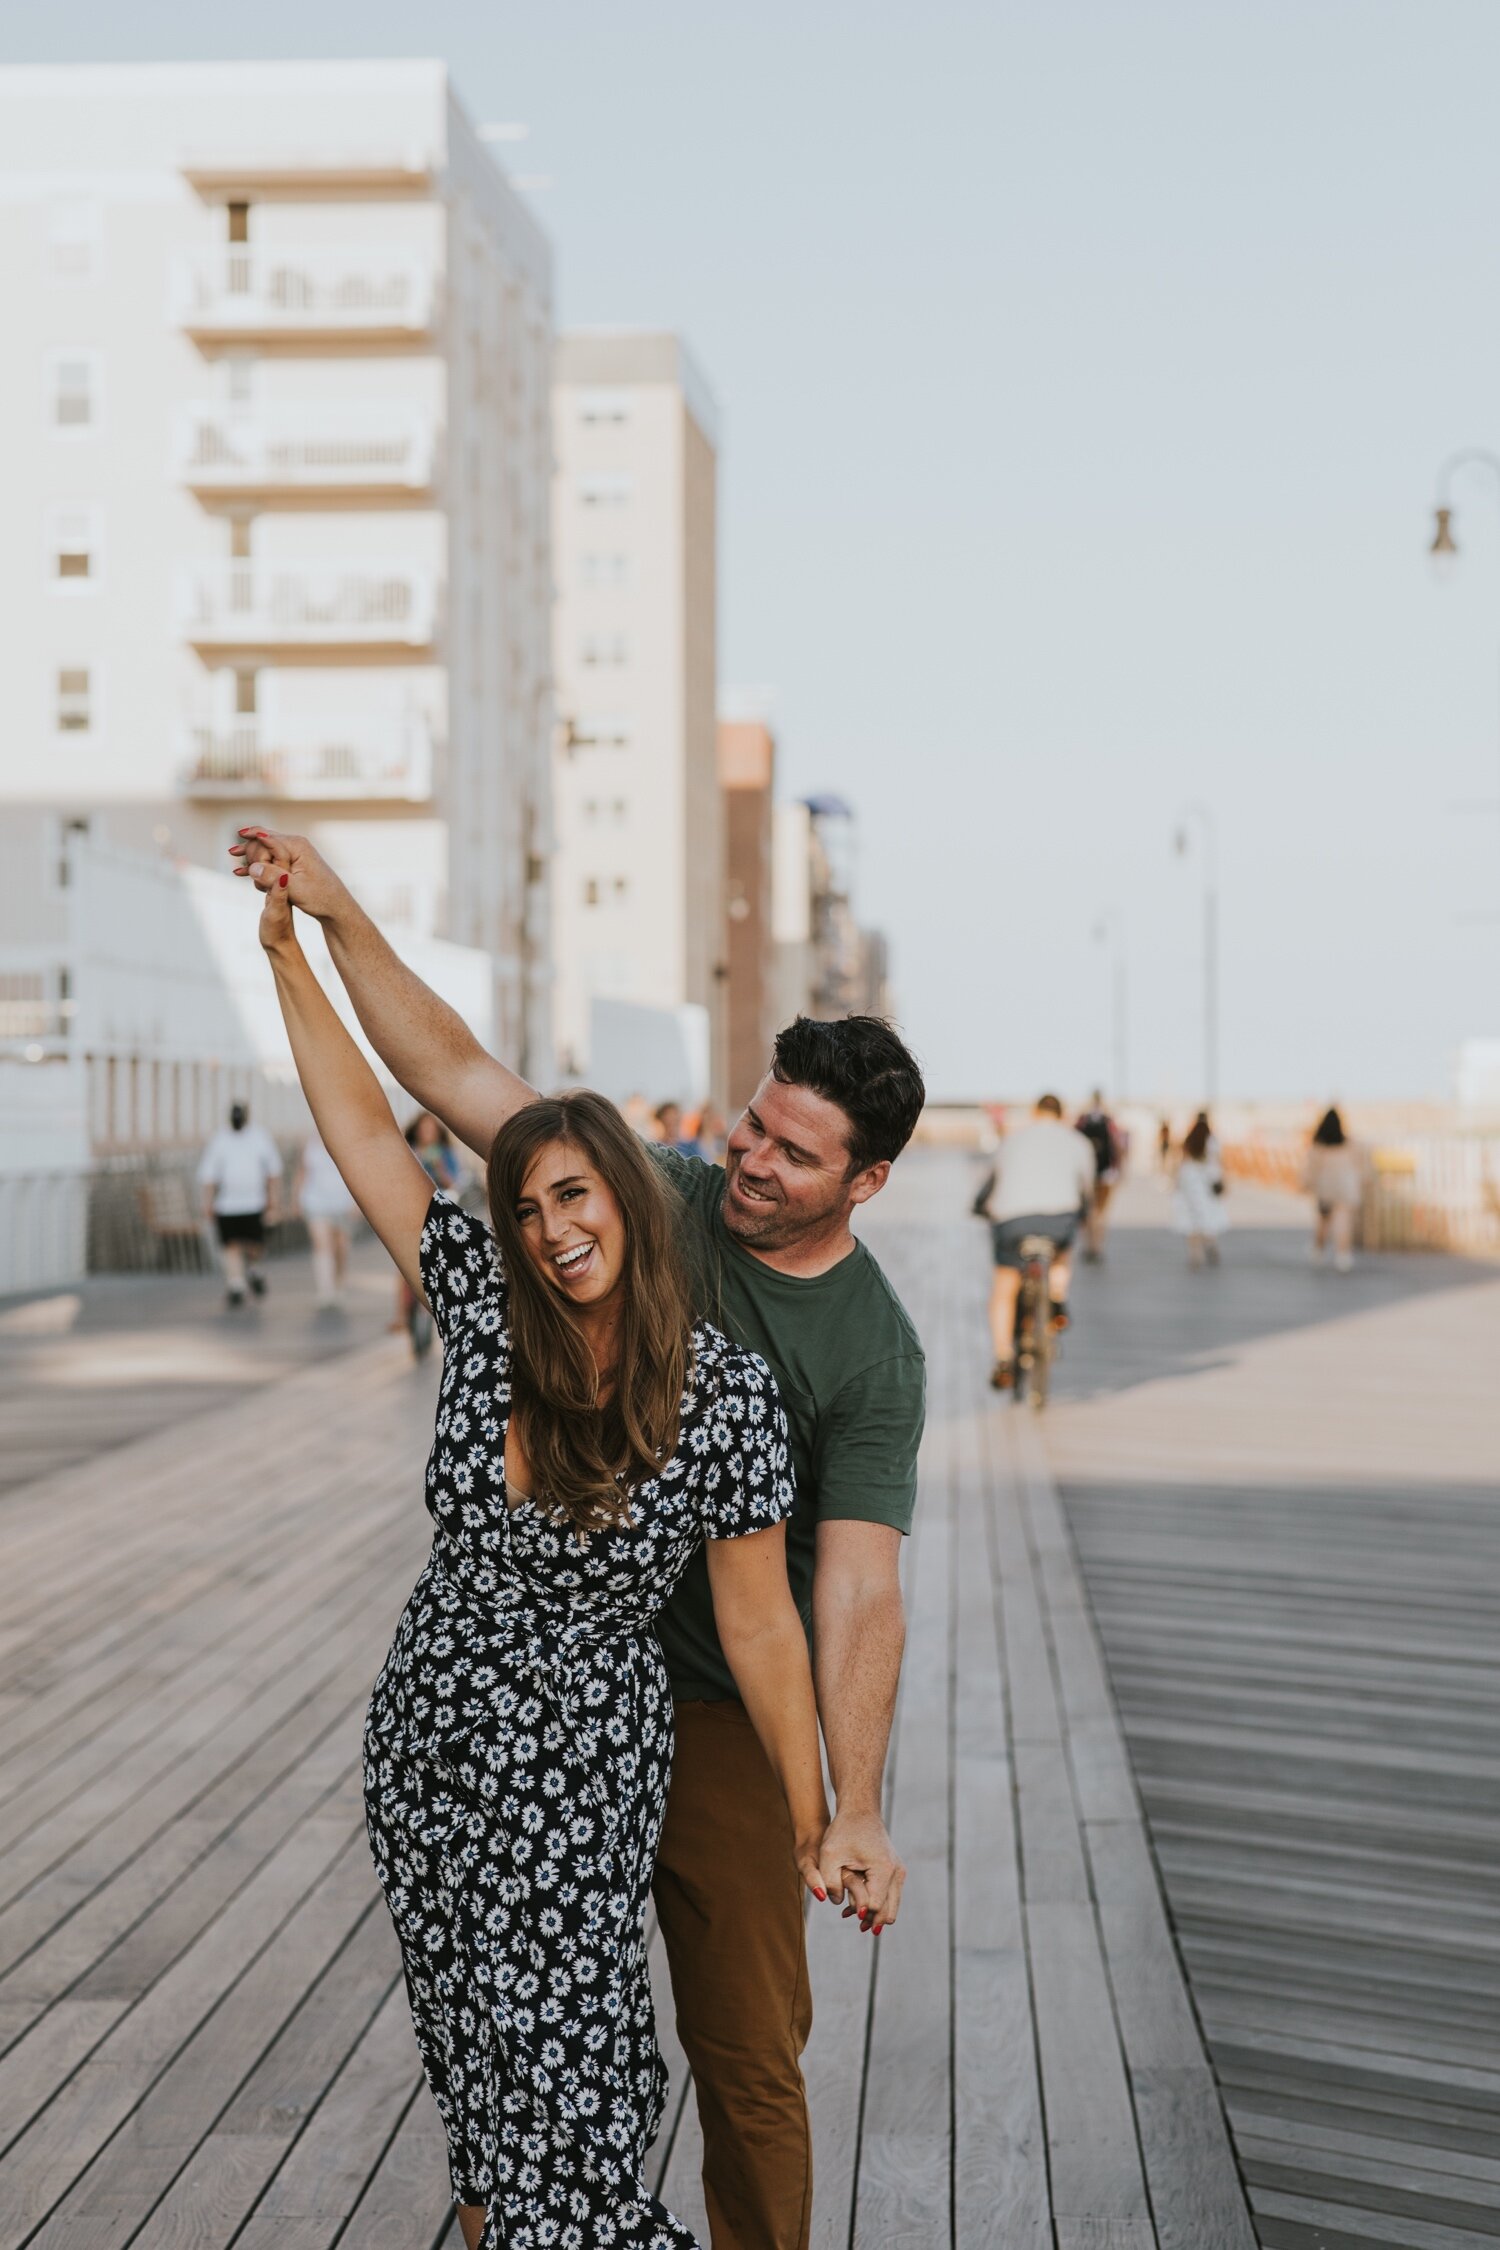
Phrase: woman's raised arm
[{"left": 256, "top": 876, "right": 434, "bottom": 1298}]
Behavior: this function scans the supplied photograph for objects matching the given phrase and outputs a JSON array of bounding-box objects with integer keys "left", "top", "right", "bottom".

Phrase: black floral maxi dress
[{"left": 363, "top": 1194, "right": 794, "bottom": 2250}]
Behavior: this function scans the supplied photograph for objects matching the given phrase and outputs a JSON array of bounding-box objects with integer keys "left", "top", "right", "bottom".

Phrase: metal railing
[
  {"left": 172, "top": 247, "right": 436, "bottom": 335},
  {"left": 0, "top": 1151, "right": 322, "bottom": 1296},
  {"left": 178, "top": 562, "right": 439, "bottom": 647},
  {"left": 181, "top": 712, "right": 435, "bottom": 800},
  {"left": 1223, "top": 1133, "right": 1500, "bottom": 1257},
  {"left": 176, "top": 404, "right": 436, "bottom": 492}
]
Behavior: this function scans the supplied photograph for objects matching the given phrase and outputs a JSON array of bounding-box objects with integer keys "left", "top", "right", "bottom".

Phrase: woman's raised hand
[
  {"left": 229, "top": 827, "right": 349, "bottom": 925},
  {"left": 255, "top": 861, "right": 296, "bottom": 955}
]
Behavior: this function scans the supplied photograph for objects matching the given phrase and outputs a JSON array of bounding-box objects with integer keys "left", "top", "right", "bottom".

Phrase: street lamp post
[
  {"left": 1091, "top": 906, "right": 1127, "bottom": 1101},
  {"left": 1429, "top": 448, "right": 1500, "bottom": 823},
  {"left": 1173, "top": 803, "right": 1218, "bottom": 1106}
]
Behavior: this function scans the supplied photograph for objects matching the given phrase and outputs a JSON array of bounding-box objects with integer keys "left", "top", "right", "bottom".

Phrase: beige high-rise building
[
  {"left": 0, "top": 60, "right": 555, "bottom": 1078},
  {"left": 719, "top": 717, "right": 777, "bottom": 1111},
  {"left": 551, "top": 332, "right": 722, "bottom": 1095}
]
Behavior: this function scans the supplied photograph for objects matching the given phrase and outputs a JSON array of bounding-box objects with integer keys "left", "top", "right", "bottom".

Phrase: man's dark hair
[
  {"left": 1037, "top": 1093, "right": 1063, "bottom": 1118},
  {"left": 770, "top": 1015, "right": 925, "bottom": 1172}
]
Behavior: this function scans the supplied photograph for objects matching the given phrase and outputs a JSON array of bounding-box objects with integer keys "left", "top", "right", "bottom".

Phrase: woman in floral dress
[{"left": 253, "top": 873, "right": 828, "bottom": 2250}]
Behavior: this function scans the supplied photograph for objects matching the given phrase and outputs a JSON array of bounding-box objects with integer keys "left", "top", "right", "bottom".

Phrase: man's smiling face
[{"left": 723, "top": 1075, "right": 870, "bottom": 1252}]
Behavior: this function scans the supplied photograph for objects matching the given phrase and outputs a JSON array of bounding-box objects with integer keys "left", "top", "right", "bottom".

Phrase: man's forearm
[
  {"left": 814, "top": 1580, "right": 905, "bottom": 1811},
  {"left": 323, "top": 893, "right": 535, "bottom": 1157}
]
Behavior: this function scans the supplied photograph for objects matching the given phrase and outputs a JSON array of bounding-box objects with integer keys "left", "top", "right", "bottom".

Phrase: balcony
[
  {"left": 179, "top": 563, "right": 439, "bottom": 655},
  {"left": 173, "top": 247, "right": 437, "bottom": 342},
  {"left": 182, "top": 711, "right": 435, "bottom": 801},
  {"left": 177, "top": 404, "right": 437, "bottom": 499}
]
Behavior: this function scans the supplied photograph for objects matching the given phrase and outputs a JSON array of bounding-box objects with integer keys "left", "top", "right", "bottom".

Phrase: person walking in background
[
  {"left": 1157, "top": 1114, "right": 1173, "bottom": 1173},
  {"left": 1075, "top": 1089, "right": 1124, "bottom": 1262},
  {"left": 688, "top": 1102, "right": 729, "bottom": 1162},
  {"left": 197, "top": 1101, "right": 282, "bottom": 1307},
  {"left": 972, "top": 1094, "right": 1096, "bottom": 1388},
  {"left": 1174, "top": 1110, "right": 1227, "bottom": 1268},
  {"left": 1304, "top": 1106, "right": 1363, "bottom": 1272},
  {"left": 393, "top": 1113, "right": 466, "bottom": 1346},
  {"left": 296, "top": 1132, "right": 358, "bottom": 1311}
]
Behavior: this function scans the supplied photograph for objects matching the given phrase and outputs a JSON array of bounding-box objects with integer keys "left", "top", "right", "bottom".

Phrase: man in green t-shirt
[{"left": 229, "top": 828, "right": 927, "bottom": 2250}]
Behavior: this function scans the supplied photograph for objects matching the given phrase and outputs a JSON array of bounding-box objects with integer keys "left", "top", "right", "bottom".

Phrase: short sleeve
[
  {"left": 418, "top": 1189, "right": 503, "bottom": 1342},
  {"left": 813, "top": 1353, "right": 926, "bottom": 1533},
  {"left": 699, "top": 1349, "right": 796, "bottom": 1541}
]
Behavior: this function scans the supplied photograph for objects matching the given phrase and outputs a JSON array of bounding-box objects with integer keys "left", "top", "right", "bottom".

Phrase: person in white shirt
[
  {"left": 296, "top": 1132, "right": 359, "bottom": 1310},
  {"left": 972, "top": 1094, "right": 1097, "bottom": 1389},
  {"left": 197, "top": 1102, "right": 283, "bottom": 1306}
]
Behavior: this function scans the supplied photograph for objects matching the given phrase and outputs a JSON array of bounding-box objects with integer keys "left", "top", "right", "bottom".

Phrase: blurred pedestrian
[
  {"left": 297, "top": 1132, "right": 358, "bottom": 1310},
  {"left": 1304, "top": 1106, "right": 1362, "bottom": 1273},
  {"left": 688, "top": 1103, "right": 728, "bottom": 1162},
  {"left": 1157, "top": 1115, "right": 1172, "bottom": 1173},
  {"left": 621, "top": 1091, "right": 655, "bottom": 1141},
  {"left": 1075, "top": 1089, "right": 1124, "bottom": 1261},
  {"left": 393, "top": 1113, "right": 465, "bottom": 1343},
  {"left": 653, "top": 1100, "right": 698, "bottom": 1156},
  {"left": 1173, "top": 1110, "right": 1226, "bottom": 1268},
  {"left": 198, "top": 1100, "right": 282, "bottom": 1307}
]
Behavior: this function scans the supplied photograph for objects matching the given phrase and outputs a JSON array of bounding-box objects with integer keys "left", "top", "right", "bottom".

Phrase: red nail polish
[
  {"left": 279, "top": 874, "right": 289, "bottom": 888},
  {"left": 813, "top": 1888, "right": 827, "bottom": 1902}
]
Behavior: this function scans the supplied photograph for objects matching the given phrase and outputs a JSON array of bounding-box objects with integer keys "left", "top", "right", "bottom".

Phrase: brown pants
[{"left": 653, "top": 1699, "right": 813, "bottom": 2250}]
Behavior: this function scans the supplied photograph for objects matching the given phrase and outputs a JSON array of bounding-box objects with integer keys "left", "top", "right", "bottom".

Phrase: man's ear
[{"left": 847, "top": 1159, "right": 892, "bottom": 1208}]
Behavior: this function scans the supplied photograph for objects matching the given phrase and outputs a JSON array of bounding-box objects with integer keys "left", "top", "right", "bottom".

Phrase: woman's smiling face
[{"left": 515, "top": 1139, "right": 627, "bottom": 1308}]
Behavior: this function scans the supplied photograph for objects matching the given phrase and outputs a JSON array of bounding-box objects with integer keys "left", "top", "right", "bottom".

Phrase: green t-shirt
[{"left": 649, "top": 1145, "right": 926, "bottom": 1701}]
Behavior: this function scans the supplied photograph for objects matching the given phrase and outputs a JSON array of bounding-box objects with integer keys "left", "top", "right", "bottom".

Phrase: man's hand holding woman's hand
[
  {"left": 817, "top": 1804, "right": 906, "bottom": 1935},
  {"left": 228, "top": 827, "right": 350, "bottom": 928}
]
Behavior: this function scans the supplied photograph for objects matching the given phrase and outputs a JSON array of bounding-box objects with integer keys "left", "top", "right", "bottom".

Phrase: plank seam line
[
  {"left": 1013, "top": 1416, "right": 1167, "bottom": 2240},
  {"left": 976, "top": 1370, "right": 1056, "bottom": 2244}
]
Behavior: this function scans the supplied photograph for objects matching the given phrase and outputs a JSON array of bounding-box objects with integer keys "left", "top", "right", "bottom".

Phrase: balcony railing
[
  {"left": 178, "top": 563, "right": 439, "bottom": 650},
  {"left": 177, "top": 405, "right": 437, "bottom": 495},
  {"left": 172, "top": 247, "right": 436, "bottom": 339},
  {"left": 182, "top": 712, "right": 436, "bottom": 800}
]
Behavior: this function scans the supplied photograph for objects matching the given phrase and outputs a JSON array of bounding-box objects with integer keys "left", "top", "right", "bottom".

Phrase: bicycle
[{"left": 1011, "top": 1234, "right": 1058, "bottom": 1409}]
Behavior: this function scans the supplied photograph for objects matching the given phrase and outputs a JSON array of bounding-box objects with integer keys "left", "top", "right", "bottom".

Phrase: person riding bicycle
[
  {"left": 1074, "top": 1090, "right": 1125, "bottom": 1263},
  {"left": 972, "top": 1095, "right": 1096, "bottom": 1390}
]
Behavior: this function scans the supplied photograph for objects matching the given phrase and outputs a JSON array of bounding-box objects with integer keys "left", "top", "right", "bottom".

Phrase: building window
[
  {"left": 580, "top": 632, "right": 628, "bottom": 669},
  {"left": 584, "top": 877, "right": 600, "bottom": 907},
  {"left": 227, "top": 201, "right": 251, "bottom": 244},
  {"left": 48, "top": 351, "right": 101, "bottom": 431},
  {"left": 571, "top": 715, "right": 631, "bottom": 749},
  {"left": 578, "top": 389, "right": 630, "bottom": 426},
  {"left": 581, "top": 551, "right": 630, "bottom": 590},
  {"left": 233, "top": 669, "right": 258, "bottom": 716},
  {"left": 48, "top": 200, "right": 102, "bottom": 284},
  {"left": 226, "top": 352, "right": 257, "bottom": 414},
  {"left": 56, "top": 667, "right": 92, "bottom": 732},
  {"left": 578, "top": 473, "right": 633, "bottom": 510},
  {"left": 47, "top": 508, "right": 102, "bottom": 587}
]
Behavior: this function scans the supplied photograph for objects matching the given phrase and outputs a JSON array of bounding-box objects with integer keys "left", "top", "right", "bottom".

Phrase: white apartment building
[
  {"left": 552, "top": 332, "right": 723, "bottom": 1095},
  {"left": 0, "top": 59, "right": 555, "bottom": 1087}
]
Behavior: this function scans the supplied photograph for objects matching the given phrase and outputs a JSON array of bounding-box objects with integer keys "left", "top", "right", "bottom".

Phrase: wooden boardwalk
[
  {"left": 1051, "top": 1166, "right": 1500, "bottom": 2250},
  {"left": 0, "top": 1151, "right": 1263, "bottom": 2248}
]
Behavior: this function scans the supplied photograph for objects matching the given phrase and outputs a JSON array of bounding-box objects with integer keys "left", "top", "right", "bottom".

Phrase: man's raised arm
[{"left": 231, "top": 828, "right": 536, "bottom": 1159}]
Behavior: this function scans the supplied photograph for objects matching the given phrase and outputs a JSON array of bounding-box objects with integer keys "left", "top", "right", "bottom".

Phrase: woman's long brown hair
[{"left": 486, "top": 1091, "right": 695, "bottom": 1534}]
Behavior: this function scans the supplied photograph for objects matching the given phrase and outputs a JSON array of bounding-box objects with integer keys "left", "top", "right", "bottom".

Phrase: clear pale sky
[{"left": 7, "top": 0, "right": 1500, "bottom": 1102}]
